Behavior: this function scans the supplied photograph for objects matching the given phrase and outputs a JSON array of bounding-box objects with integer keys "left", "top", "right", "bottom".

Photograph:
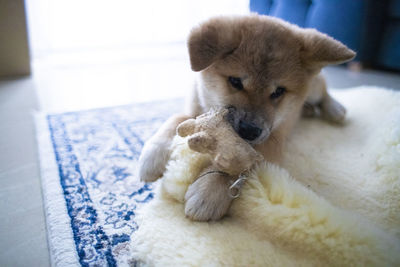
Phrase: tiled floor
[
  {"left": 1, "top": 52, "right": 400, "bottom": 266},
  {"left": 0, "top": 77, "right": 49, "bottom": 266}
]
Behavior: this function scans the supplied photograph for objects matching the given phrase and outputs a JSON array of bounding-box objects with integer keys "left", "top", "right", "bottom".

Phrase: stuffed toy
[{"left": 174, "top": 108, "right": 263, "bottom": 220}]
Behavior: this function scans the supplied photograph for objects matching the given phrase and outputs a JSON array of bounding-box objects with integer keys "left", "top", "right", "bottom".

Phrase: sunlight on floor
[
  {"left": 31, "top": 44, "right": 194, "bottom": 112},
  {"left": 26, "top": 0, "right": 250, "bottom": 112}
]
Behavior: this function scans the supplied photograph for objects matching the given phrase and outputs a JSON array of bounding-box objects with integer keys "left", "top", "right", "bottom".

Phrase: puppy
[{"left": 138, "top": 15, "right": 355, "bottom": 221}]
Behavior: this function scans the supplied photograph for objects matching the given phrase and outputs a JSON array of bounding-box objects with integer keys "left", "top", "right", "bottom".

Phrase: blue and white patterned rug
[{"left": 36, "top": 99, "right": 183, "bottom": 267}]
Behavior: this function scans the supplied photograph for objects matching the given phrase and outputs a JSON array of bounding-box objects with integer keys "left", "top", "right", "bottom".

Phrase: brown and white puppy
[{"left": 137, "top": 15, "right": 355, "bottom": 221}]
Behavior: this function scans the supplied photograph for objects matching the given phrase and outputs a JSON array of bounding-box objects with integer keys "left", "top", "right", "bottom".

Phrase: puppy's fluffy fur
[{"left": 138, "top": 15, "right": 355, "bottom": 221}]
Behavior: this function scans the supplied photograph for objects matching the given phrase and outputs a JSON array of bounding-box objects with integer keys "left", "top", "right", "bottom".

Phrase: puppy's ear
[
  {"left": 188, "top": 17, "right": 241, "bottom": 71},
  {"left": 300, "top": 29, "right": 356, "bottom": 70}
]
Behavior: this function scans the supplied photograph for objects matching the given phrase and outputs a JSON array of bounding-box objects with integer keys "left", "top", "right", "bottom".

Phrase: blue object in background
[
  {"left": 378, "top": 21, "right": 400, "bottom": 70},
  {"left": 377, "top": 0, "right": 400, "bottom": 70},
  {"left": 250, "top": 0, "right": 272, "bottom": 15},
  {"left": 270, "top": 0, "right": 311, "bottom": 27},
  {"left": 250, "top": 0, "right": 400, "bottom": 71},
  {"left": 305, "top": 0, "right": 364, "bottom": 53}
]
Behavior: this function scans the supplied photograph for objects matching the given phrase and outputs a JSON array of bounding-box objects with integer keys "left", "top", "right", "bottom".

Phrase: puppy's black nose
[{"left": 238, "top": 121, "right": 262, "bottom": 141}]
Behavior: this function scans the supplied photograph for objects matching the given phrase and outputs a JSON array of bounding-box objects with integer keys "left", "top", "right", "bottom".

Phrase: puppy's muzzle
[
  {"left": 226, "top": 105, "right": 264, "bottom": 142},
  {"left": 238, "top": 121, "right": 262, "bottom": 141}
]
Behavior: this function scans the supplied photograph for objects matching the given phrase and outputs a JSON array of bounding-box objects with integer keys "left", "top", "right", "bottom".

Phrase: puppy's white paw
[
  {"left": 137, "top": 141, "right": 170, "bottom": 182},
  {"left": 184, "top": 172, "right": 233, "bottom": 221},
  {"left": 321, "top": 96, "right": 346, "bottom": 123}
]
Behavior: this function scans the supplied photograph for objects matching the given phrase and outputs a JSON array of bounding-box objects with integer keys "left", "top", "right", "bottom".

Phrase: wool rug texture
[
  {"left": 36, "top": 87, "right": 400, "bottom": 267},
  {"left": 36, "top": 100, "right": 182, "bottom": 266}
]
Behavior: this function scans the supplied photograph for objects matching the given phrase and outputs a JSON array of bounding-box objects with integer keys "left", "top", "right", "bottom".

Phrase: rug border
[{"left": 35, "top": 113, "right": 80, "bottom": 267}]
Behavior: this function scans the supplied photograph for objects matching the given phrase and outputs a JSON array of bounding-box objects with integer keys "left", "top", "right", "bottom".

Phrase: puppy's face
[{"left": 188, "top": 15, "right": 355, "bottom": 144}]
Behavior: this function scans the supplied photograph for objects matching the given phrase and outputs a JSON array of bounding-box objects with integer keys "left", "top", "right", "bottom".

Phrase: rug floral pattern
[{"left": 46, "top": 100, "right": 181, "bottom": 266}]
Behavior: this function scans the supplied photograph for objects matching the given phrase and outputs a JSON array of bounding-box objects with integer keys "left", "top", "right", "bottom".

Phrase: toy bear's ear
[
  {"left": 300, "top": 28, "right": 355, "bottom": 70},
  {"left": 187, "top": 132, "right": 216, "bottom": 154},
  {"left": 177, "top": 119, "right": 197, "bottom": 137}
]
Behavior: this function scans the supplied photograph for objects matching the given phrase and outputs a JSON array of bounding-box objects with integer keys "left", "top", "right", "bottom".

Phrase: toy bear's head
[{"left": 177, "top": 108, "right": 263, "bottom": 176}]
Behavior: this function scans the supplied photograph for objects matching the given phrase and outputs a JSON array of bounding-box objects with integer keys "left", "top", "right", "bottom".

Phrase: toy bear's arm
[{"left": 176, "top": 118, "right": 197, "bottom": 137}]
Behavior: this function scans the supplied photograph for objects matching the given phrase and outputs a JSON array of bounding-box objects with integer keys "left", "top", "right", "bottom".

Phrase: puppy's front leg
[
  {"left": 138, "top": 114, "right": 190, "bottom": 182},
  {"left": 184, "top": 167, "right": 234, "bottom": 221}
]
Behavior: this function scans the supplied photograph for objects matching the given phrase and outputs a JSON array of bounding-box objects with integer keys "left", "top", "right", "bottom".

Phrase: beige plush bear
[{"left": 176, "top": 108, "right": 264, "bottom": 221}]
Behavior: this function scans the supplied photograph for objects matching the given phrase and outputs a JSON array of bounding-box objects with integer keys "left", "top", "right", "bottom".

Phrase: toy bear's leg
[
  {"left": 138, "top": 114, "right": 191, "bottom": 182},
  {"left": 303, "top": 73, "right": 346, "bottom": 123},
  {"left": 184, "top": 166, "right": 236, "bottom": 221}
]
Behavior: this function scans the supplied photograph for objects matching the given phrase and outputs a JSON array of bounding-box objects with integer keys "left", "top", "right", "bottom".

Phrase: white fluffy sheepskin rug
[{"left": 129, "top": 87, "right": 400, "bottom": 266}]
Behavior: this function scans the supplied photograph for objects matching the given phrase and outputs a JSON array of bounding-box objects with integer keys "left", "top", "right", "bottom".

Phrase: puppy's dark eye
[
  {"left": 270, "top": 86, "right": 286, "bottom": 99},
  {"left": 228, "top": 76, "right": 244, "bottom": 90}
]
